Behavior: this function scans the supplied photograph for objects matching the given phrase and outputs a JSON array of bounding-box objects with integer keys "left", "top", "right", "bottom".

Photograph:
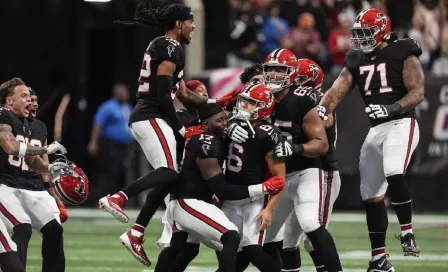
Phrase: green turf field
[{"left": 25, "top": 211, "right": 448, "bottom": 272}]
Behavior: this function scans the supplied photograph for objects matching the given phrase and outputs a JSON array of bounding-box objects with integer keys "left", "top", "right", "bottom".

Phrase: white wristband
[
  {"left": 207, "top": 99, "right": 217, "bottom": 104},
  {"left": 18, "top": 142, "right": 27, "bottom": 157},
  {"left": 248, "top": 184, "right": 264, "bottom": 197}
]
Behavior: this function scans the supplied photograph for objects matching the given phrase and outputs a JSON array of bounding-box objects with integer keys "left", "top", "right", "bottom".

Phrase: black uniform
[
  {"left": 272, "top": 87, "right": 321, "bottom": 173},
  {"left": 174, "top": 132, "right": 225, "bottom": 203},
  {"left": 17, "top": 119, "right": 47, "bottom": 191},
  {"left": 316, "top": 92, "right": 338, "bottom": 171},
  {"left": 226, "top": 120, "right": 281, "bottom": 185},
  {"left": 129, "top": 36, "right": 185, "bottom": 129},
  {"left": 176, "top": 109, "right": 199, "bottom": 167},
  {"left": 0, "top": 108, "right": 31, "bottom": 188},
  {"left": 345, "top": 38, "right": 422, "bottom": 126}
]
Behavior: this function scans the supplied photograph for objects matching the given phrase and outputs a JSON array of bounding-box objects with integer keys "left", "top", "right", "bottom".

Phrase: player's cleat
[
  {"left": 367, "top": 254, "right": 395, "bottom": 272},
  {"left": 98, "top": 195, "right": 129, "bottom": 223},
  {"left": 399, "top": 233, "right": 420, "bottom": 257},
  {"left": 120, "top": 230, "right": 151, "bottom": 266}
]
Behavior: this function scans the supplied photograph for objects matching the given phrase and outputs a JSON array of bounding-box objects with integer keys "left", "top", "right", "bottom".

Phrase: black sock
[
  {"left": 387, "top": 174, "right": 413, "bottom": 233},
  {"left": 135, "top": 183, "right": 172, "bottom": 227},
  {"left": 155, "top": 232, "right": 188, "bottom": 272},
  {"left": 263, "top": 242, "right": 282, "bottom": 268},
  {"left": 0, "top": 252, "right": 25, "bottom": 272},
  {"left": 122, "top": 167, "right": 177, "bottom": 198},
  {"left": 12, "top": 224, "right": 32, "bottom": 268},
  {"left": 172, "top": 243, "right": 200, "bottom": 271},
  {"left": 53, "top": 237, "right": 65, "bottom": 272},
  {"left": 309, "top": 250, "right": 326, "bottom": 272},
  {"left": 243, "top": 245, "right": 281, "bottom": 272},
  {"left": 40, "top": 220, "right": 63, "bottom": 272},
  {"left": 282, "top": 248, "right": 301, "bottom": 271},
  {"left": 306, "top": 226, "right": 342, "bottom": 272},
  {"left": 233, "top": 251, "right": 250, "bottom": 272},
  {"left": 364, "top": 201, "right": 388, "bottom": 259},
  {"left": 219, "top": 230, "right": 240, "bottom": 272}
]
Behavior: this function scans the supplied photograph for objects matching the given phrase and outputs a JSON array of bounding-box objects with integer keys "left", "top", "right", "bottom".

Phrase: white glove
[
  {"left": 365, "top": 103, "right": 401, "bottom": 120},
  {"left": 46, "top": 141, "right": 67, "bottom": 155},
  {"left": 178, "top": 126, "right": 186, "bottom": 137},
  {"left": 274, "top": 141, "right": 294, "bottom": 158},
  {"left": 227, "top": 123, "right": 249, "bottom": 144},
  {"left": 316, "top": 105, "right": 328, "bottom": 121}
]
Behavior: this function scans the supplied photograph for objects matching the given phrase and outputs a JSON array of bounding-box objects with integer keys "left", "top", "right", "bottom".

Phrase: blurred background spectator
[
  {"left": 260, "top": 3, "right": 290, "bottom": 58},
  {"left": 327, "top": 11, "right": 353, "bottom": 74},
  {"left": 87, "top": 84, "right": 134, "bottom": 203},
  {"left": 287, "top": 12, "right": 321, "bottom": 61}
]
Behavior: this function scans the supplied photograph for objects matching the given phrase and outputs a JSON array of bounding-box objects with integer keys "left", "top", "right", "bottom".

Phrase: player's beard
[{"left": 181, "top": 34, "right": 190, "bottom": 45}]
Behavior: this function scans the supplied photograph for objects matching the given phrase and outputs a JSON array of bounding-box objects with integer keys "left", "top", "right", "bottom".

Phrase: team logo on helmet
[
  {"left": 309, "top": 64, "right": 320, "bottom": 81},
  {"left": 75, "top": 180, "right": 86, "bottom": 196},
  {"left": 377, "top": 13, "right": 387, "bottom": 31}
]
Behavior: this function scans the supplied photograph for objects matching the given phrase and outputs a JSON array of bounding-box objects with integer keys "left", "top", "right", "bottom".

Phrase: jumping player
[{"left": 319, "top": 8, "right": 423, "bottom": 271}]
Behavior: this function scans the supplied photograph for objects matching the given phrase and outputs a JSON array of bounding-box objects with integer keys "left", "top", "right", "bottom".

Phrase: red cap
[{"left": 186, "top": 80, "right": 204, "bottom": 91}]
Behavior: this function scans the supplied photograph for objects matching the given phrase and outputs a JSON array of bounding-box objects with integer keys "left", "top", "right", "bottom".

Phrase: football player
[
  {"left": 319, "top": 8, "right": 423, "bottom": 272},
  {"left": 0, "top": 78, "right": 67, "bottom": 269},
  {"left": 275, "top": 59, "right": 341, "bottom": 272},
  {"left": 155, "top": 103, "right": 285, "bottom": 271},
  {"left": 12, "top": 88, "right": 66, "bottom": 272},
  {"left": 239, "top": 63, "right": 264, "bottom": 86},
  {"left": 222, "top": 83, "right": 284, "bottom": 272},
  {"left": 99, "top": 2, "right": 238, "bottom": 265},
  {"left": 248, "top": 48, "right": 343, "bottom": 272}
]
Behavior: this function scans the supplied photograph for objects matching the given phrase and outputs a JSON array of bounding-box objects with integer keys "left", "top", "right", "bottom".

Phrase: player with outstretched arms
[
  {"left": 0, "top": 78, "right": 67, "bottom": 271},
  {"left": 229, "top": 48, "right": 344, "bottom": 272},
  {"left": 319, "top": 8, "right": 424, "bottom": 272}
]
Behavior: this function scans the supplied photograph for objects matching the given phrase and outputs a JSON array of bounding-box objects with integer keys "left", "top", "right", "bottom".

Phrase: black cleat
[
  {"left": 367, "top": 254, "right": 395, "bottom": 272},
  {"left": 400, "top": 233, "right": 420, "bottom": 257}
]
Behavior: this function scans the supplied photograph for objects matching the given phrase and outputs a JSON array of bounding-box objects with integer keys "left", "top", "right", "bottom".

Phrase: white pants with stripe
[
  {"left": 0, "top": 185, "right": 60, "bottom": 232},
  {"left": 265, "top": 168, "right": 324, "bottom": 243},
  {"left": 360, "top": 118, "right": 419, "bottom": 200},
  {"left": 169, "top": 198, "right": 238, "bottom": 251},
  {"left": 130, "top": 118, "right": 178, "bottom": 172},
  {"left": 221, "top": 196, "right": 268, "bottom": 251},
  {"left": 0, "top": 219, "right": 17, "bottom": 253},
  {"left": 157, "top": 195, "right": 173, "bottom": 249},
  {"left": 282, "top": 170, "right": 341, "bottom": 250}
]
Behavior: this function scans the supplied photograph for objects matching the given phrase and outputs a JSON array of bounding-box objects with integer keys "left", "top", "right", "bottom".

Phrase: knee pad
[
  {"left": 297, "top": 216, "right": 320, "bottom": 233},
  {"left": 41, "top": 220, "right": 63, "bottom": 239},
  {"left": 221, "top": 230, "right": 241, "bottom": 246},
  {"left": 12, "top": 224, "right": 32, "bottom": 241},
  {"left": 386, "top": 174, "right": 411, "bottom": 202}
]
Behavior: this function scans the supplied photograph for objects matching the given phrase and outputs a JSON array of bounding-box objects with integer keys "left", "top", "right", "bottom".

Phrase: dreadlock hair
[
  {"left": 117, "top": 0, "right": 192, "bottom": 31},
  {"left": 240, "top": 63, "right": 263, "bottom": 85}
]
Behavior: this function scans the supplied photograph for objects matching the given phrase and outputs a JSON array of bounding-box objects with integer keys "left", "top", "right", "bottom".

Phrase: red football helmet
[
  {"left": 232, "top": 83, "right": 275, "bottom": 122},
  {"left": 52, "top": 158, "right": 89, "bottom": 205},
  {"left": 351, "top": 8, "right": 391, "bottom": 53},
  {"left": 262, "top": 48, "right": 298, "bottom": 93},
  {"left": 295, "top": 59, "right": 324, "bottom": 91}
]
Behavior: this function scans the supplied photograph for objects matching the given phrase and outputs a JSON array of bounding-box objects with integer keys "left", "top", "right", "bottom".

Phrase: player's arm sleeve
[
  {"left": 156, "top": 60, "right": 183, "bottom": 132},
  {"left": 195, "top": 137, "right": 250, "bottom": 200}
]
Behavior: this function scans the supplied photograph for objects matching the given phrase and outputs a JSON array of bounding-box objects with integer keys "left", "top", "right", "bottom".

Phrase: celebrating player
[
  {"left": 319, "top": 8, "right": 423, "bottom": 271},
  {"left": 244, "top": 49, "right": 343, "bottom": 272},
  {"left": 155, "top": 103, "right": 284, "bottom": 272},
  {"left": 275, "top": 59, "right": 341, "bottom": 272}
]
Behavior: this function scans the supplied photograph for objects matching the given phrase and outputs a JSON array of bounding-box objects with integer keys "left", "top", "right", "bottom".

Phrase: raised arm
[
  {"left": 398, "top": 55, "right": 425, "bottom": 112},
  {"left": 319, "top": 67, "right": 353, "bottom": 114}
]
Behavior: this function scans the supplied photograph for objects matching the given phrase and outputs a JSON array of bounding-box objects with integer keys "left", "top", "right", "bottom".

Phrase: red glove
[
  {"left": 58, "top": 204, "right": 68, "bottom": 223},
  {"left": 262, "top": 176, "right": 285, "bottom": 195},
  {"left": 215, "top": 89, "right": 241, "bottom": 107},
  {"left": 184, "top": 125, "right": 204, "bottom": 139}
]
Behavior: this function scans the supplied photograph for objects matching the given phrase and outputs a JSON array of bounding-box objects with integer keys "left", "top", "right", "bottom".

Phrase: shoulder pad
[
  {"left": 290, "top": 86, "right": 319, "bottom": 105},
  {"left": 344, "top": 49, "right": 364, "bottom": 70},
  {"left": 195, "top": 133, "right": 221, "bottom": 159},
  {"left": 0, "top": 108, "right": 15, "bottom": 126},
  {"left": 394, "top": 38, "right": 422, "bottom": 59},
  {"left": 256, "top": 122, "right": 282, "bottom": 147},
  {"left": 155, "top": 37, "right": 183, "bottom": 63}
]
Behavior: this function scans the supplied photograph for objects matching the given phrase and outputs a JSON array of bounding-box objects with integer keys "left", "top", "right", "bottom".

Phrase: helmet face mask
[
  {"left": 351, "top": 8, "right": 391, "bottom": 54},
  {"left": 351, "top": 26, "right": 377, "bottom": 53},
  {"left": 232, "top": 83, "right": 275, "bottom": 122},
  {"left": 262, "top": 48, "right": 298, "bottom": 93}
]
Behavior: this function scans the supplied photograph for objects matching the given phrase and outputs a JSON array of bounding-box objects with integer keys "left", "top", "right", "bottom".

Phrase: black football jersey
[
  {"left": 129, "top": 36, "right": 185, "bottom": 124},
  {"left": 316, "top": 92, "right": 338, "bottom": 171},
  {"left": 17, "top": 119, "right": 47, "bottom": 191},
  {"left": 226, "top": 120, "right": 282, "bottom": 186},
  {"left": 174, "top": 132, "right": 225, "bottom": 203},
  {"left": 0, "top": 108, "right": 31, "bottom": 187},
  {"left": 272, "top": 87, "right": 321, "bottom": 172},
  {"left": 345, "top": 38, "right": 422, "bottom": 126}
]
